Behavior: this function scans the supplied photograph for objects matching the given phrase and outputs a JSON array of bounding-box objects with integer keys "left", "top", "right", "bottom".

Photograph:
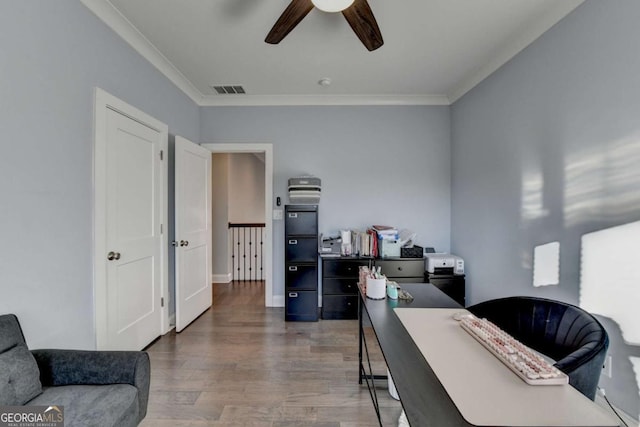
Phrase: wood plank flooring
[{"left": 141, "top": 281, "right": 402, "bottom": 426}]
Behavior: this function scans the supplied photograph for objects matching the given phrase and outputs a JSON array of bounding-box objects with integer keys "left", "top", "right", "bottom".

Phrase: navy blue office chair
[{"left": 467, "top": 296, "right": 608, "bottom": 400}]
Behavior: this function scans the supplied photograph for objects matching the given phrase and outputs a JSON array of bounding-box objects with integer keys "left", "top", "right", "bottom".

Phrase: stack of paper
[{"left": 372, "top": 225, "right": 399, "bottom": 240}]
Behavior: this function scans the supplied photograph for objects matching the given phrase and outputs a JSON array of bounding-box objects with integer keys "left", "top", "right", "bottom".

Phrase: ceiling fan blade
[
  {"left": 265, "top": 0, "right": 314, "bottom": 44},
  {"left": 342, "top": 0, "right": 383, "bottom": 51}
]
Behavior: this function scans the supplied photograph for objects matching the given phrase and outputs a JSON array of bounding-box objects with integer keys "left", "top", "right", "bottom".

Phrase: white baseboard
[{"left": 212, "top": 273, "right": 232, "bottom": 283}]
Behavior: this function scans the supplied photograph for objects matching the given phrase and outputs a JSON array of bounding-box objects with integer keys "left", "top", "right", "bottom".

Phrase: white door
[
  {"left": 94, "top": 89, "right": 167, "bottom": 351},
  {"left": 175, "top": 136, "right": 212, "bottom": 332}
]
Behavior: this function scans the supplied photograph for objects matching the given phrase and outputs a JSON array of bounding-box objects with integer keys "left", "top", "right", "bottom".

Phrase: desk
[{"left": 358, "top": 283, "right": 620, "bottom": 427}]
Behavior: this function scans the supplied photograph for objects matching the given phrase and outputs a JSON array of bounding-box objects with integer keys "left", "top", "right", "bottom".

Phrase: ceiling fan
[{"left": 265, "top": 0, "right": 384, "bottom": 51}]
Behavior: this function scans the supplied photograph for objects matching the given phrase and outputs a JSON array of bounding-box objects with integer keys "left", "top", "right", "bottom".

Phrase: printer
[
  {"left": 425, "top": 254, "right": 465, "bottom": 306},
  {"left": 426, "top": 254, "right": 464, "bottom": 275}
]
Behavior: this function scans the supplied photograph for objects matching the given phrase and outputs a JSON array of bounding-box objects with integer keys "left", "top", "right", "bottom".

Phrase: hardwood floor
[{"left": 141, "top": 281, "right": 402, "bottom": 426}]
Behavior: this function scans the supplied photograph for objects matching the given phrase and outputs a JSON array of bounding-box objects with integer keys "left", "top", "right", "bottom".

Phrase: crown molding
[
  {"left": 199, "top": 94, "right": 450, "bottom": 107},
  {"left": 80, "top": 0, "right": 204, "bottom": 105},
  {"left": 80, "top": 0, "right": 450, "bottom": 107},
  {"left": 82, "top": 0, "right": 583, "bottom": 107},
  {"left": 448, "top": 0, "right": 584, "bottom": 103}
]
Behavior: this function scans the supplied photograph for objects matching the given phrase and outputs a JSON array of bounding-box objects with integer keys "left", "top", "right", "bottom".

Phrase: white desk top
[{"left": 394, "top": 308, "right": 619, "bottom": 427}]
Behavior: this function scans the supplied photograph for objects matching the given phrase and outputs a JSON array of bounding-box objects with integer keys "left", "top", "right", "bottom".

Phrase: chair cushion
[
  {"left": 0, "top": 344, "right": 43, "bottom": 405},
  {"left": 28, "top": 384, "right": 139, "bottom": 427},
  {"left": 0, "top": 314, "right": 27, "bottom": 354}
]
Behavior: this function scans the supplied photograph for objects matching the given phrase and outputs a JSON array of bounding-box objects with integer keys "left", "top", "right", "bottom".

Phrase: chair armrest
[
  {"left": 31, "top": 349, "right": 150, "bottom": 418},
  {"left": 553, "top": 340, "right": 608, "bottom": 401}
]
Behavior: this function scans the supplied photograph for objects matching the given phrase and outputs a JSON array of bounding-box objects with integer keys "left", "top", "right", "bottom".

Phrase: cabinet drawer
[
  {"left": 427, "top": 275, "right": 465, "bottom": 306},
  {"left": 285, "top": 237, "right": 318, "bottom": 263},
  {"left": 285, "top": 290, "right": 318, "bottom": 321},
  {"left": 322, "top": 295, "right": 358, "bottom": 319},
  {"left": 430, "top": 280, "right": 465, "bottom": 306},
  {"left": 322, "top": 278, "right": 358, "bottom": 295},
  {"left": 322, "top": 259, "right": 370, "bottom": 277},
  {"left": 286, "top": 264, "right": 317, "bottom": 290},
  {"left": 375, "top": 259, "right": 424, "bottom": 278},
  {"left": 285, "top": 209, "right": 317, "bottom": 235}
]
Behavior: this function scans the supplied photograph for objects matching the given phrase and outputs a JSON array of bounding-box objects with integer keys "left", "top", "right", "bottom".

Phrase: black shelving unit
[
  {"left": 284, "top": 205, "right": 319, "bottom": 321},
  {"left": 321, "top": 257, "right": 369, "bottom": 319},
  {"left": 320, "top": 256, "right": 425, "bottom": 319}
]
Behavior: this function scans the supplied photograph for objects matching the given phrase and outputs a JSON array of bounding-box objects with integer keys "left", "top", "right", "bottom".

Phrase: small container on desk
[
  {"left": 379, "top": 238, "right": 401, "bottom": 258},
  {"left": 366, "top": 276, "right": 386, "bottom": 300},
  {"left": 400, "top": 245, "right": 424, "bottom": 258}
]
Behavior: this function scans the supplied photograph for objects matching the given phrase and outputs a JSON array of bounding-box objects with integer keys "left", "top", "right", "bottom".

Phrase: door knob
[
  {"left": 180, "top": 240, "right": 189, "bottom": 247},
  {"left": 107, "top": 251, "right": 121, "bottom": 261}
]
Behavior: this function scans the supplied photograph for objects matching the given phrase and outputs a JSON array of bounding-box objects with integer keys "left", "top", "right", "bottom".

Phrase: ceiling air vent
[{"left": 211, "top": 85, "right": 246, "bottom": 95}]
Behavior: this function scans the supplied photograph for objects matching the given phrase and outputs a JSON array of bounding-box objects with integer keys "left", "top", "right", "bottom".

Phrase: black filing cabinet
[
  {"left": 321, "top": 257, "right": 370, "bottom": 319},
  {"left": 285, "top": 205, "right": 318, "bottom": 321}
]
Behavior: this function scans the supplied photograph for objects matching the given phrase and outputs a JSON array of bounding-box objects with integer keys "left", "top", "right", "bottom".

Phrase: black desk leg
[
  {"left": 358, "top": 295, "right": 387, "bottom": 427},
  {"left": 358, "top": 295, "right": 363, "bottom": 384}
]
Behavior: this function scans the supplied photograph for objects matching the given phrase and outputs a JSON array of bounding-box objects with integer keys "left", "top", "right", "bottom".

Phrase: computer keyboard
[{"left": 458, "top": 313, "right": 569, "bottom": 386}]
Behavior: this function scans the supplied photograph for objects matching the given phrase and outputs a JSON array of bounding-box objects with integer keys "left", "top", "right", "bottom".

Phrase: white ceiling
[{"left": 81, "top": 0, "right": 584, "bottom": 106}]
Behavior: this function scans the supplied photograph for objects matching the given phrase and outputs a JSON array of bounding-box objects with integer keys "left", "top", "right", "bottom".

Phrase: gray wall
[
  {"left": 229, "top": 153, "right": 266, "bottom": 223},
  {"left": 212, "top": 154, "right": 231, "bottom": 277},
  {"left": 451, "top": 0, "right": 640, "bottom": 417},
  {"left": 201, "top": 106, "right": 451, "bottom": 299},
  {"left": 0, "top": 1, "right": 199, "bottom": 349}
]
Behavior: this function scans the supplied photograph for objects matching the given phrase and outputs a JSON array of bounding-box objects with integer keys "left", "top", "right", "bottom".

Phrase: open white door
[
  {"left": 94, "top": 88, "right": 167, "bottom": 351},
  {"left": 175, "top": 136, "right": 212, "bottom": 332}
]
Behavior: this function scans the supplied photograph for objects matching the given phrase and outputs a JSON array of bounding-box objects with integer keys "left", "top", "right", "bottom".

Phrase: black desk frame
[
  {"left": 358, "top": 296, "right": 389, "bottom": 426},
  {"left": 358, "top": 283, "right": 462, "bottom": 426}
]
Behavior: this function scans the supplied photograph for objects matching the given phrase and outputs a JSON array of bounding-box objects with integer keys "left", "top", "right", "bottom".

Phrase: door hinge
[
  {"left": 161, "top": 297, "right": 165, "bottom": 307},
  {"left": 160, "top": 224, "right": 163, "bottom": 234},
  {"left": 160, "top": 150, "right": 164, "bottom": 161}
]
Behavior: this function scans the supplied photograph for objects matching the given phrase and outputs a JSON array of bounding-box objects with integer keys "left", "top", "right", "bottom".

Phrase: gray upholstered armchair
[
  {"left": 467, "top": 296, "right": 609, "bottom": 400},
  {"left": 0, "top": 314, "right": 150, "bottom": 427}
]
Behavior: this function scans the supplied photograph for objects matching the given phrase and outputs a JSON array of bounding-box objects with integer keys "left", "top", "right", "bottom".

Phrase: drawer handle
[
  {"left": 288, "top": 266, "right": 298, "bottom": 271},
  {"left": 397, "top": 267, "right": 403, "bottom": 271},
  {"left": 288, "top": 240, "right": 298, "bottom": 245},
  {"left": 289, "top": 292, "right": 298, "bottom": 298},
  {"left": 288, "top": 213, "right": 298, "bottom": 218}
]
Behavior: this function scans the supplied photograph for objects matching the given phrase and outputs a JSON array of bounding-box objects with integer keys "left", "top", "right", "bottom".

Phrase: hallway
[{"left": 141, "top": 282, "right": 402, "bottom": 426}]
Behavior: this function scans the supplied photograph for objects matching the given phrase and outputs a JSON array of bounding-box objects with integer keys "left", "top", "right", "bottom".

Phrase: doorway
[{"left": 202, "top": 143, "right": 275, "bottom": 307}]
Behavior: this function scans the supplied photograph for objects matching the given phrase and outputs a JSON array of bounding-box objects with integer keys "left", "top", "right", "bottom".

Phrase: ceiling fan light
[{"left": 311, "top": 0, "right": 355, "bottom": 13}]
